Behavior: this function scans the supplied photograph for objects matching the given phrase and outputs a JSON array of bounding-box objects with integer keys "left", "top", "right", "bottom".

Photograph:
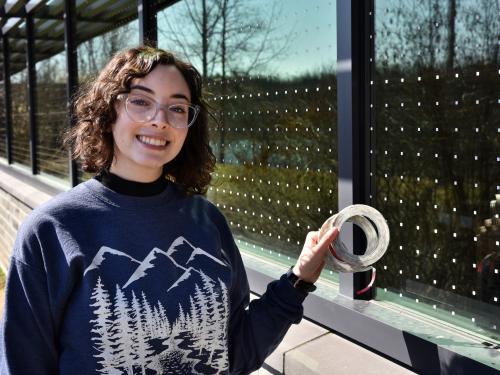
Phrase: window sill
[{"left": 242, "top": 248, "right": 500, "bottom": 374}]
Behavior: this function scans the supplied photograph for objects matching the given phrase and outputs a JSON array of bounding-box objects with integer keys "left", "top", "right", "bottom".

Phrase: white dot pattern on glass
[
  {"left": 371, "top": 0, "right": 500, "bottom": 342},
  {"left": 200, "top": 1, "right": 339, "bottom": 278},
  {"left": 167, "top": 0, "right": 500, "bottom": 346}
]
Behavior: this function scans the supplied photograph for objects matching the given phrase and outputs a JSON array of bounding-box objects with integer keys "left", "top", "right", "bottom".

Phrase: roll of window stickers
[{"left": 319, "top": 204, "right": 390, "bottom": 295}]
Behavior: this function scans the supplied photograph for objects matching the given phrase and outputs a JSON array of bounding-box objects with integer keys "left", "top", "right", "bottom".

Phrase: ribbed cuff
[{"left": 273, "top": 273, "right": 309, "bottom": 306}]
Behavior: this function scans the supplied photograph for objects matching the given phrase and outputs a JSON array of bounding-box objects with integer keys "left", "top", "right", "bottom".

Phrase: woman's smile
[{"left": 136, "top": 135, "right": 169, "bottom": 147}]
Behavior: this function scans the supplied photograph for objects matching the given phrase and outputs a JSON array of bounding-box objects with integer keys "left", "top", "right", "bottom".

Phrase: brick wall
[{"left": 0, "top": 189, "right": 32, "bottom": 272}]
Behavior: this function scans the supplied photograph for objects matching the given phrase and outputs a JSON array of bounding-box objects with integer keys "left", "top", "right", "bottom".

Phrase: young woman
[{"left": 0, "top": 46, "right": 338, "bottom": 375}]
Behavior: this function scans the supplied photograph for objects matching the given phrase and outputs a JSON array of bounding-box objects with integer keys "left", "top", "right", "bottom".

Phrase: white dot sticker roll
[{"left": 318, "top": 204, "right": 390, "bottom": 273}]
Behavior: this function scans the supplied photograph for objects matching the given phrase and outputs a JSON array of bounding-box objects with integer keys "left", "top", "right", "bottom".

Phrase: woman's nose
[{"left": 151, "top": 107, "right": 170, "bottom": 129}]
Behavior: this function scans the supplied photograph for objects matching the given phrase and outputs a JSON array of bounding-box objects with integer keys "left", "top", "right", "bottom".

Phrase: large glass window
[
  {"left": 0, "top": 85, "right": 5, "bottom": 159},
  {"left": 373, "top": 0, "right": 500, "bottom": 345},
  {"left": 159, "top": 0, "right": 339, "bottom": 296},
  {"left": 77, "top": 18, "right": 139, "bottom": 82},
  {"left": 10, "top": 68, "right": 29, "bottom": 168},
  {"left": 76, "top": 17, "right": 139, "bottom": 182},
  {"left": 35, "top": 51, "right": 69, "bottom": 182}
]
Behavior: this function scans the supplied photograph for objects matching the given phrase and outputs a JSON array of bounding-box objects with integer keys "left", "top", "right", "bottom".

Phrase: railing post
[
  {"left": 2, "top": 35, "right": 12, "bottom": 165},
  {"left": 64, "top": 0, "right": 79, "bottom": 186},
  {"left": 26, "top": 13, "right": 38, "bottom": 175},
  {"left": 337, "top": 0, "right": 374, "bottom": 300},
  {"left": 138, "top": 0, "right": 157, "bottom": 47}
]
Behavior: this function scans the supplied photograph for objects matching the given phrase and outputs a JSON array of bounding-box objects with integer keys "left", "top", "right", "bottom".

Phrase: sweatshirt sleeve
[
  {"left": 0, "top": 224, "right": 58, "bottom": 374},
  {"left": 212, "top": 209, "right": 307, "bottom": 375},
  {"left": 228, "top": 265, "right": 307, "bottom": 374}
]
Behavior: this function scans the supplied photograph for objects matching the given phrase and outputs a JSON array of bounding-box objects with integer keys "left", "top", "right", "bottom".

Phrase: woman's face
[{"left": 110, "top": 64, "right": 191, "bottom": 182}]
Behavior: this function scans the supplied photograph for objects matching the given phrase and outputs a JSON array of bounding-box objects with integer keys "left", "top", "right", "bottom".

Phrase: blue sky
[{"left": 157, "top": 0, "right": 337, "bottom": 78}]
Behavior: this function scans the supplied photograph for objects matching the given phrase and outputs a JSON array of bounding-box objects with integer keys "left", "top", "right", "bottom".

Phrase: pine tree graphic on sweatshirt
[{"left": 85, "top": 236, "right": 230, "bottom": 375}]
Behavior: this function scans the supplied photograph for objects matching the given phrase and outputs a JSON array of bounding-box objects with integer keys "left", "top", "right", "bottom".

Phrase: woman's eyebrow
[
  {"left": 170, "top": 93, "right": 190, "bottom": 102},
  {"left": 130, "top": 84, "right": 154, "bottom": 94},
  {"left": 130, "top": 85, "right": 190, "bottom": 102}
]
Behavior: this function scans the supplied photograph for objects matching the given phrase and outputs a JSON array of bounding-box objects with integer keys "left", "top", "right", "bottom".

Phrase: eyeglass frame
[{"left": 116, "top": 93, "right": 201, "bottom": 129}]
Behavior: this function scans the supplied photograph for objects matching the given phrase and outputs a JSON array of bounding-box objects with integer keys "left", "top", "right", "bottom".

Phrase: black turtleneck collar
[{"left": 94, "top": 170, "right": 168, "bottom": 197}]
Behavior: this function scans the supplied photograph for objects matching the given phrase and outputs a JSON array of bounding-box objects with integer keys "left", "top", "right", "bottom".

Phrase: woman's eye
[
  {"left": 130, "top": 97, "right": 152, "bottom": 107},
  {"left": 170, "top": 105, "right": 187, "bottom": 114}
]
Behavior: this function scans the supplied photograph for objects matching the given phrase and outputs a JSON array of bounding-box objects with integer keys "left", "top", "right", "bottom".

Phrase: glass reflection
[
  {"left": 158, "top": 1, "right": 338, "bottom": 263},
  {"left": 0, "top": 86, "right": 5, "bottom": 159},
  {"left": 11, "top": 70, "right": 29, "bottom": 168},
  {"left": 76, "top": 19, "right": 139, "bottom": 183},
  {"left": 35, "top": 52, "right": 69, "bottom": 181},
  {"left": 373, "top": 0, "right": 500, "bottom": 341},
  {"left": 77, "top": 19, "right": 139, "bottom": 82}
]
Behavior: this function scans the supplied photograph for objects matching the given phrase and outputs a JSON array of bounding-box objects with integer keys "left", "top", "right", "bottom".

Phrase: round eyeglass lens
[{"left": 125, "top": 95, "right": 198, "bottom": 128}]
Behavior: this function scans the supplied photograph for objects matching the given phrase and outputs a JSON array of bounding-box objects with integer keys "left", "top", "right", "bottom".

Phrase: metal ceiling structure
[
  {"left": 0, "top": 0, "right": 178, "bottom": 78},
  {"left": 0, "top": 0, "right": 178, "bottom": 185}
]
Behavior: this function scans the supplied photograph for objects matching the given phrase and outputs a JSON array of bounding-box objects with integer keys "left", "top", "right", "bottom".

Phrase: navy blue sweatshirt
[{"left": 0, "top": 178, "right": 306, "bottom": 374}]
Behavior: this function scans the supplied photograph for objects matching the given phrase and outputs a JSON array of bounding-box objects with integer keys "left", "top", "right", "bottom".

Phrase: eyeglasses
[{"left": 117, "top": 93, "right": 200, "bottom": 129}]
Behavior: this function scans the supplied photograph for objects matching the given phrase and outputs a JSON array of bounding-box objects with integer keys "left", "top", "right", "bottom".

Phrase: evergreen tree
[
  {"left": 130, "top": 291, "right": 154, "bottom": 375},
  {"left": 152, "top": 305, "right": 161, "bottom": 338},
  {"left": 113, "top": 285, "right": 135, "bottom": 375},
  {"left": 157, "top": 302, "right": 171, "bottom": 338},
  {"left": 189, "top": 295, "right": 201, "bottom": 343},
  {"left": 199, "top": 272, "right": 219, "bottom": 360},
  {"left": 193, "top": 284, "right": 210, "bottom": 354},
  {"left": 212, "top": 278, "right": 229, "bottom": 371},
  {"left": 141, "top": 292, "right": 155, "bottom": 336},
  {"left": 89, "top": 277, "right": 118, "bottom": 373}
]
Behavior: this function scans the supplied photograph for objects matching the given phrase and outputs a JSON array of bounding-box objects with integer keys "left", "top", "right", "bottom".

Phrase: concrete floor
[{"left": 249, "top": 292, "right": 417, "bottom": 375}]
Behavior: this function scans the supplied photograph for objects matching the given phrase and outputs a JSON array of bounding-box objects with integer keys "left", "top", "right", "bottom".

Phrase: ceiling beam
[
  {"left": 4, "top": 0, "right": 25, "bottom": 15},
  {"left": 1, "top": 16, "right": 23, "bottom": 34},
  {"left": 0, "top": 0, "right": 181, "bottom": 77},
  {"left": 0, "top": 8, "right": 116, "bottom": 23},
  {"left": 25, "top": 0, "right": 47, "bottom": 13}
]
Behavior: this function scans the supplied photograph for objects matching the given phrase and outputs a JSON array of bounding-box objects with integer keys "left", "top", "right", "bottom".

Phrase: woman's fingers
[
  {"left": 292, "top": 227, "right": 339, "bottom": 283},
  {"left": 314, "top": 227, "right": 339, "bottom": 255}
]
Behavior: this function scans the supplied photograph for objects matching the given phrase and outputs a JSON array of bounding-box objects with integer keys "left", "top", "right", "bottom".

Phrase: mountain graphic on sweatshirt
[
  {"left": 84, "top": 236, "right": 229, "bottom": 291},
  {"left": 84, "top": 236, "right": 230, "bottom": 374}
]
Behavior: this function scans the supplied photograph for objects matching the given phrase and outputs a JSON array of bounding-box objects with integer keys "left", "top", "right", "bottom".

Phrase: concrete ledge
[
  {"left": 264, "top": 316, "right": 328, "bottom": 373},
  {"left": 283, "top": 331, "right": 416, "bottom": 375},
  {"left": 0, "top": 162, "right": 65, "bottom": 210},
  {"left": 0, "top": 171, "right": 52, "bottom": 210},
  {"left": 250, "top": 293, "right": 415, "bottom": 375},
  {"left": 0, "top": 163, "right": 66, "bottom": 272}
]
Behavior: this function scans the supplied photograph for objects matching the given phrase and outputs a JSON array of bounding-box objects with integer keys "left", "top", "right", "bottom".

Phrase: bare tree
[
  {"left": 160, "top": 0, "right": 222, "bottom": 77},
  {"left": 78, "top": 23, "right": 134, "bottom": 80},
  {"left": 446, "top": 0, "right": 456, "bottom": 70},
  {"left": 159, "top": 0, "right": 290, "bottom": 161},
  {"left": 159, "top": 0, "right": 289, "bottom": 77}
]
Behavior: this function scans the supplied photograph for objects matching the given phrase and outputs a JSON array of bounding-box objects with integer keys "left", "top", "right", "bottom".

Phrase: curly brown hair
[{"left": 64, "top": 46, "right": 215, "bottom": 195}]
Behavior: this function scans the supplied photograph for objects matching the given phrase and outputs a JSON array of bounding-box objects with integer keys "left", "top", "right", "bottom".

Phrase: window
[
  {"left": 76, "top": 17, "right": 139, "bottom": 182},
  {"left": 0, "top": 85, "right": 5, "bottom": 159},
  {"left": 373, "top": 0, "right": 500, "bottom": 343},
  {"left": 35, "top": 51, "right": 69, "bottom": 181},
  {"left": 77, "top": 18, "right": 139, "bottom": 82},
  {"left": 159, "top": 0, "right": 339, "bottom": 296},
  {"left": 10, "top": 69, "right": 29, "bottom": 168}
]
